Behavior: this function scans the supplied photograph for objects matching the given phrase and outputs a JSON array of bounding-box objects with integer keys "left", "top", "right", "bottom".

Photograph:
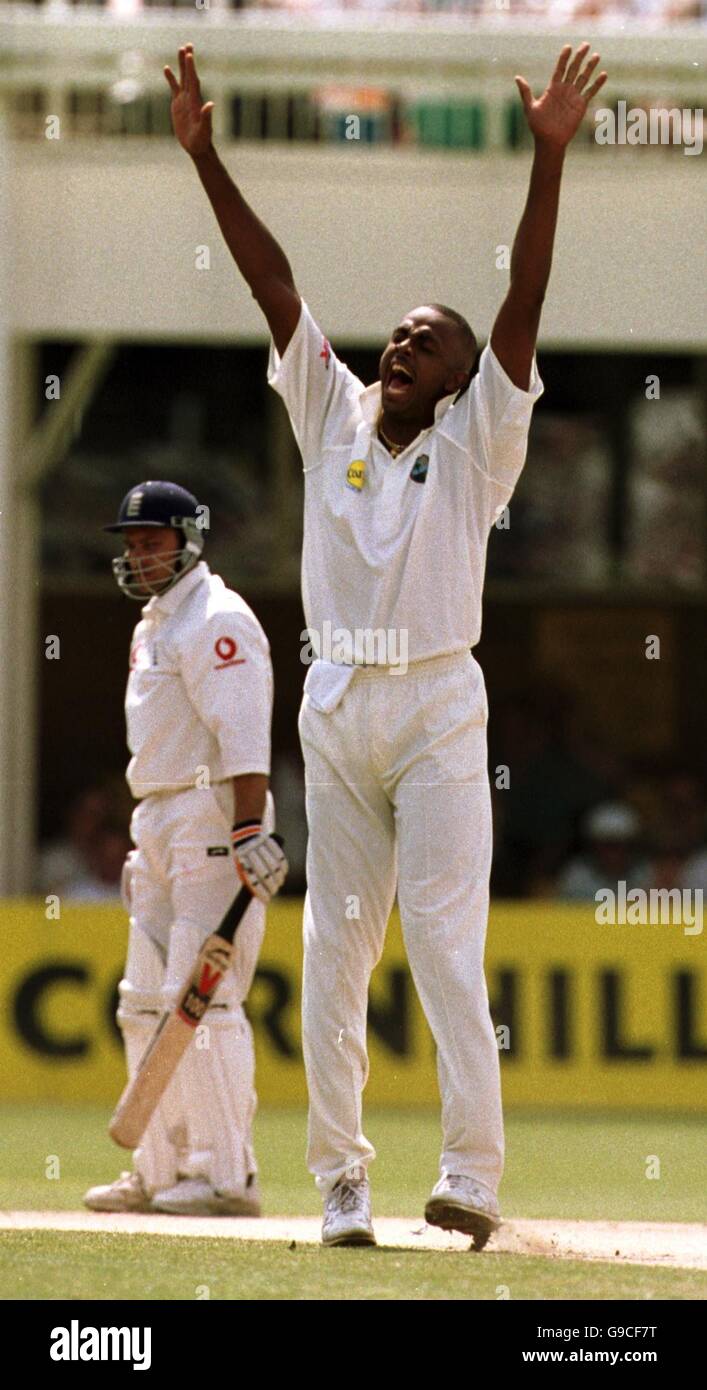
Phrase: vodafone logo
[
  {"left": 214, "top": 635, "right": 246, "bottom": 670},
  {"left": 129, "top": 640, "right": 148, "bottom": 670},
  {"left": 215, "top": 636, "right": 237, "bottom": 661}
]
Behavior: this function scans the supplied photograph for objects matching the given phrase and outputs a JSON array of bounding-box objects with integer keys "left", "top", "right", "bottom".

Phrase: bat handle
[{"left": 219, "top": 832, "right": 286, "bottom": 942}]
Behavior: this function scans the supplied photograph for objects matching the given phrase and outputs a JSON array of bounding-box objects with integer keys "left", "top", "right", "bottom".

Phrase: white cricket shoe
[
  {"left": 152, "top": 1176, "right": 262, "bottom": 1217},
  {"left": 83, "top": 1170, "right": 153, "bottom": 1213},
  {"left": 425, "top": 1174, "right": 501, "bottom": 1250},
  {"left": 321, "top": 1176, "right": 376, "bottom": 1247}
]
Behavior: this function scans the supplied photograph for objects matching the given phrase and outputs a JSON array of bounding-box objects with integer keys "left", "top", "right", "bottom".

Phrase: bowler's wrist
[
  {"left": 192, "top": 143, "right": 217, "bottom": 169},
  {"left": 532, "top": 137, "right": 567, "bottom": 171}
]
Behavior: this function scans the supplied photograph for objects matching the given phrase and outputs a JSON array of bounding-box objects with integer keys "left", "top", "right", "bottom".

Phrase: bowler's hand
[
  {"left": 164, "top": 43, "right": 214, "bottom": 158},
  {"left": 515, "top": 43, "right": 607, "bottom": 150}
]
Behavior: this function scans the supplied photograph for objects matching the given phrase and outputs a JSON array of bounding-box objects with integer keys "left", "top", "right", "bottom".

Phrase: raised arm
[
  {"left": 491, "top": 43, "right": 607, "bottom": 390},
  {"left": 164, "top": 44, "right": 301, "bottom": 357}
]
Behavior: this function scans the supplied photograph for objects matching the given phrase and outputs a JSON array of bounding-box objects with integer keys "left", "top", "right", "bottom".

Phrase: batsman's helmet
[{"left": 104, "top": 480, "right": 205, "bottom": 600}]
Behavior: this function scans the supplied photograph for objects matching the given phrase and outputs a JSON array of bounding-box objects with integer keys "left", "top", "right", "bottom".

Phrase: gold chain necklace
[{"left": 377, "top": 418, "right": 406, "bottom": 458}]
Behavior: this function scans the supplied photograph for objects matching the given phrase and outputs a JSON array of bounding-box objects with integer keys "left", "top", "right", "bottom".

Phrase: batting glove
[{"left": 232, "top": 821, "right": 288, "bottom": 904}]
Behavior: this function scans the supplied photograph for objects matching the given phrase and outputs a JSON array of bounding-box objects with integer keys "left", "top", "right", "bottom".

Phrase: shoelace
[
  {"left": 332, "top": 1182, "right": 368, "bottom": 1216},
  {"left": 117, "top": 1171, "right": 145, "bottom": 1193},
  {"left": 445, "top": 1176, "right": 487, "bottom": 1202}
]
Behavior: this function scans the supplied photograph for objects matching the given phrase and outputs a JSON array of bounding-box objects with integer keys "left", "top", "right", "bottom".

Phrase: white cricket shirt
[
  {"left": 267, "top": 300, "right": 543, "bottom": 711},
  {"left": 125, "top": 561, "right": 273, "bottom": 798}
]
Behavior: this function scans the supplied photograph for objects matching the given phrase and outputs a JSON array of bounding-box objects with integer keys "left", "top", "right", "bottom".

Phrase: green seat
[{"left": 410, "top": 101, "right": 485, "bottom": 150}]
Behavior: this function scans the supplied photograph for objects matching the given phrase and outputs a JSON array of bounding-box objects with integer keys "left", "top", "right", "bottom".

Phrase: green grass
[
  {"left": 2, "top": 1105, "right": 704, "bottom": 1222},
  {"left": 2, "top": 1230, "right": 704, "bottom": 1302},
  {"left": 1, "top": 1106, "right": 705, "bottom": 1300}
]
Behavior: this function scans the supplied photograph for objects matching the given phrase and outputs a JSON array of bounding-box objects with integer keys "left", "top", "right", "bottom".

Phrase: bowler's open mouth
[{"left": 386, "top": 362, "right": 415, "bottom": 398}]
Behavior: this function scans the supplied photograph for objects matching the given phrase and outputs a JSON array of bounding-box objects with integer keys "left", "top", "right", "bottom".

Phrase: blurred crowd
[
  {"left": 490, "top": 688, "right": 707, "bottom": 897},
  {"left": 35, "top": 760, "right": 310, "bottom": 901},
  {"left": 37, "top": 725, "right": 707, "bottom": 902},
  {"left": 36, "top": 781, "right": 134, "bottom": 903},
  {"left": 233, "top": 0, "right": 706, "bottom": 17},
  {"left": 28, "top": 0, "right": 707, "bottom": 19}
]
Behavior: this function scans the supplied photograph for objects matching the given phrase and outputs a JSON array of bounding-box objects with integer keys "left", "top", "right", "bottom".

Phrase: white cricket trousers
[
  {"left": 298, "top": 650, "right": 503, "bottom": 1201},
  {"left": 119, "top": 783, "right": 271, "bottom": 1195}
]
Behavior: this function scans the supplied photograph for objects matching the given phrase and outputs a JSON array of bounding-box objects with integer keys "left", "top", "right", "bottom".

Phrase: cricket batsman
[
  {"left": 165, "top": 42, "right": 606, "bottom": 1246},
  {"left": 84, "top": 480, "right": 287, "bottom": 1215}
]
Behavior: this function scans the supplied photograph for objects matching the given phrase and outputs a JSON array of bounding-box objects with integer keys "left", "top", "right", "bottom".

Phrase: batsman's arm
[
  {"left": 232, "top": 772, "right": 268, "bottom": 825},
  {"left": 164, "top": 43, "right": 301, "bottom": 357},
  {"left": 230, "top": 771, "right": 289, "bottom": 903},
  {"left": 491, "top": 43, "right": 606, "bottom": 391}
]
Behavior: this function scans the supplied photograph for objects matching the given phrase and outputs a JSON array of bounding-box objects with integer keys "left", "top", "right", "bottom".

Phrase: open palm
[
  {"left": 164, "top": 44, "right": 213, "bottom": 157},
  {"left": 516, "top": 43, "right": 607, "bottom": 148}
]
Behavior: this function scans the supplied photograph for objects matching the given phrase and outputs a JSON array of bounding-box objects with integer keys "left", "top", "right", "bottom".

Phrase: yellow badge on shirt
[{"left": 346, "top": 459, "right": 366, "bottom": 492}]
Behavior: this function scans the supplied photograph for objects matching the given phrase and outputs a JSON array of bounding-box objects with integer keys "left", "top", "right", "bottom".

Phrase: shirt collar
[
  {"left": 358, "top": 380, "right": 458, "bottom": 430},
  {"left": 142, "top": 559, "right": 209, "bottom": 618}
]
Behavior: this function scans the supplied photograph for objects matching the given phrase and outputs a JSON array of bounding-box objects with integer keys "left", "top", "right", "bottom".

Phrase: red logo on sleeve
[
  {"left": 214, "top": 635, "right": 246, "bottom": 670},
  {"left": 320, "top": 337, "right": 331, "bottom": 369}
]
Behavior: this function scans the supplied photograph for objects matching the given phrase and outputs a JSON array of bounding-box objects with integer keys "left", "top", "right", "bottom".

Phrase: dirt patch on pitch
[
  {"left": 1, "top": 1212, "right": 704, "bottom": 1270},
  {"left": 491, "top": 1218, "right": 706, "bottom": 1270}
]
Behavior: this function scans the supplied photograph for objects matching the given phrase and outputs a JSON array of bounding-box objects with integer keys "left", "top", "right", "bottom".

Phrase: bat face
[{"left": 177, "top": 936, "right": 233, "bottom": 1027}]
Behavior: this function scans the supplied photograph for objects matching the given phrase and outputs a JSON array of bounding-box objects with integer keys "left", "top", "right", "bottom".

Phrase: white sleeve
[
  {"left": 267, "top": 299, "right": 362, "bottom": 472},
  {"left": 446, "top": 342, "right": 543, "bottom": 486},
  {"left": 473, "top": 343, "right": 543, "bottom": 488},
  {"left": 179, "top": 612, "right": 273, "bottom": 779}
]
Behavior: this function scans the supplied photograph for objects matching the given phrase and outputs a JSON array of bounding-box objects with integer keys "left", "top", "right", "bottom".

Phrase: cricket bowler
[{"left": 165, "top": 42, "right": 606, "bottom": 1245}]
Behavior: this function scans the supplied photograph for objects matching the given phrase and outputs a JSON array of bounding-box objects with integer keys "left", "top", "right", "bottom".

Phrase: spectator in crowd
[
  {"left": 657, "top": 770, "right": 706, "bottom": 856},
  {"left": 642, "top": 771, "right": 707, "bottom": 893},
  {"left": 490, "top": 685, "right": 615, "bottom": 896},
  {"left": 680, "top": 845, "right": 707, "bottom": 893},
  {"left": 555, "top": 801, "right": 644, "bottom": 900},
  {"left": 36, "top": 785, "right": 113, "bottom": 897},
  {"left": 67, "top": 823, "right": 134, "bottom": 902},
  {"left": 36, "top": 779, "right": 133, "bottom": 900},
  {"left": 244, "top": 0, "right": 705, "bottom": 16}
]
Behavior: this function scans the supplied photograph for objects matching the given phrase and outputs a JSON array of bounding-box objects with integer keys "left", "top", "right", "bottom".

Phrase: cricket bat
[{"left": 109, "top": 836, "right": 283, "bottom": 1149}]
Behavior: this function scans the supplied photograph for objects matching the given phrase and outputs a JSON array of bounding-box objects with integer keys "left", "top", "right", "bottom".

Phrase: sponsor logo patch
[
  {"left": 346, "top": 459, "right": 366, "bottom": 492},
  {"left": 207, "top": 846, "right": 229, "bottom": 857},
  {"left": 213, "top": 635, "right": 246, "bottom": 669}
]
